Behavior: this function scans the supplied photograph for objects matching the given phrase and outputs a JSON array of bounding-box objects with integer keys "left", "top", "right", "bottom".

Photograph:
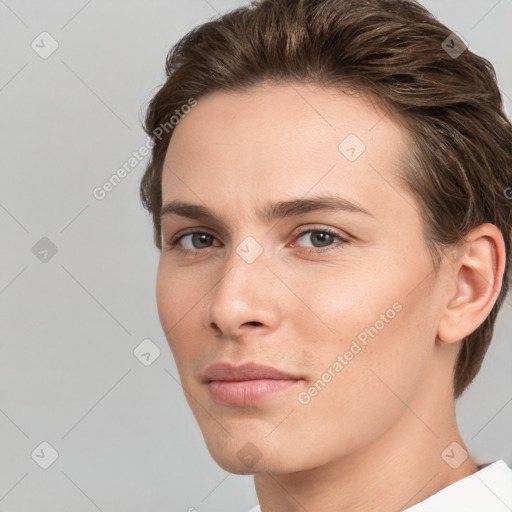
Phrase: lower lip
[{"left": 208, "top": 379, "right": 300, "bottom": 406}]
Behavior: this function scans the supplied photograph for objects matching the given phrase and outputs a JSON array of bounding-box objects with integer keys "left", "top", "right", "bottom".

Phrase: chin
[
  {"left": 209, "top": 451, "right": 290, "bottom": 475},
  {"left": 201, "top": 429, "right": 309, "bottom": 475},
  {"left": 204, "top": 439, "right": 262, "bottom": 474}
]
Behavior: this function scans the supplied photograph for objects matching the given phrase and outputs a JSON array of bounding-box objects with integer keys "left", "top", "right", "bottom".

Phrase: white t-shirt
[{"left": 247, "top": 460, "right": 512, "bottom": 512}]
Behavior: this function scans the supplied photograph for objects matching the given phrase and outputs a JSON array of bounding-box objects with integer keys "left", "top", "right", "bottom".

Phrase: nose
[{"left": 205, "top": 243, "right": 281, "bottom": 339}]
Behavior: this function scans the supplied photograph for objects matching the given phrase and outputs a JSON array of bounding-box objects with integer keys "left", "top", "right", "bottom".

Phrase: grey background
[{"left": 0, "top": 1, "right": 510, "bottom": 511}]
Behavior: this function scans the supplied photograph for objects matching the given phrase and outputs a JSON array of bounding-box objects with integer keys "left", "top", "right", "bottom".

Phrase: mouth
[{"left": 203, "top": 362, "right": 303, "bottom": 406}]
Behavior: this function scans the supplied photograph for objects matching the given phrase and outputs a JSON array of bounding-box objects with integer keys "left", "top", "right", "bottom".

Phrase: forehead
[
  {"left": 167, "top": 82, "right": 403, "bottom": 151},
  {"left": 161, "top": 82, "right": 415, "bottom": 225}
]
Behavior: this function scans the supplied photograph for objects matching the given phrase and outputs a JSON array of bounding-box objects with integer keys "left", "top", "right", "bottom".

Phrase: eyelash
[{"left": 165, "top": 226, "right": 349, "bottom": 256}]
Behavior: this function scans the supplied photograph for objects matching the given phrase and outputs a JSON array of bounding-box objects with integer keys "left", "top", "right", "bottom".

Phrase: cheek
[
  {"left": 155, "top": 260, "right": 203, "bottom": 362},
  {"left": 294, "top": 256, "right": 437, "bottom": 405},
  {"left": 278, "top": 284, "right": 435, "bottom": 466},
  {"left": 156, "top": 266, "right": 176, "bottom": 338}
]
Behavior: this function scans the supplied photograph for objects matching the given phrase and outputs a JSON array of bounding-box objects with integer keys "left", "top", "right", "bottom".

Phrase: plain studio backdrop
[{"left": 0, "top": 1, "right": 511, "bottom": 511}]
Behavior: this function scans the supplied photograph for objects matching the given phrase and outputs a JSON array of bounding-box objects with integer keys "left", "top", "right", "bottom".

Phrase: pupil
[
  {"left": 314, "top": 232, "right": 332, "bottom": 247},
  {"left": 194, "top": 233, "right": 211, "bottom": 248}
]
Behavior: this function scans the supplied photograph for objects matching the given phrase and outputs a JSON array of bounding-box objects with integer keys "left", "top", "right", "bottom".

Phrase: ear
[{"left": 437, "top": 223, "right": 507, "bottom": 344}]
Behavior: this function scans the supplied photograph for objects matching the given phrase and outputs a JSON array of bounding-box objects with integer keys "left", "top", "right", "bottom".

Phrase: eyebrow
[{"left": 160, "top": 195, "right": 374, "bottom": 226}]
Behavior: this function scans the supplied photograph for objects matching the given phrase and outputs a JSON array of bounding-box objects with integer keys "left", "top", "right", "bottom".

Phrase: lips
[
  {"left": 203, "top": 362, "right": 302, "bottom": 406},
  {"left": 203, "top": 361, "right": 300, "bottom": 382}
]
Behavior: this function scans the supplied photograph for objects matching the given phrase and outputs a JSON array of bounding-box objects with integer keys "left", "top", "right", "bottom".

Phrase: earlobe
[{"left": 437, "top": 224, "right": 506, "bottom": 344}]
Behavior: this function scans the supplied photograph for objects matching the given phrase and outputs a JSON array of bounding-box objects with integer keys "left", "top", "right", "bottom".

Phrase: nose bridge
[
  {"left": 206, "top": 234, "right": 277, "bottom": 333},
  {"left": 212, "top": 235, "right": 267, "bottom": 306}
]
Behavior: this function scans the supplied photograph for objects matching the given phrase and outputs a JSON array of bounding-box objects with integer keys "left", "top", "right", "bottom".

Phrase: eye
[
  {"left": 165, "top": 226, "right": 349, "bottom": 256},
  {"left": 292, "top": 227, "right": 349, "bottom": 253},
  {"left": 166, "top": 230, "right": 220, "bottom": 253}
]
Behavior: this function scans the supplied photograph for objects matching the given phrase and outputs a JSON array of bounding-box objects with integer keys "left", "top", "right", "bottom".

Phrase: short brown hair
[{"left": 140, "top": 0, "right": 512, "bottom": 397}]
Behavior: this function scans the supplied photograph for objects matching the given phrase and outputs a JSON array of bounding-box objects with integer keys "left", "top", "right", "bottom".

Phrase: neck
[{"left": 254, "top": 386, "right": 478, "bottom": 512}]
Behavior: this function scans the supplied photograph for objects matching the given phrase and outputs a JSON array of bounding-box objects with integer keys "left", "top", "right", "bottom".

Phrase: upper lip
[{"left": 203, "top": 362, "right": 300, "bottom": 382}]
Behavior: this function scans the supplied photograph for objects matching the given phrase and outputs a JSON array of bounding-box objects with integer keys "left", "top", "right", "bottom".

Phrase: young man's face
[{"left": 156, "top": 83, "right": 456, "bottom": 474}]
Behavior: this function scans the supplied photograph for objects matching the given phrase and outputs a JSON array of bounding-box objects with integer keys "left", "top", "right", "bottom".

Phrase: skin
[{"left": 155, "top": 82, "right": 506, "bottom": 512}]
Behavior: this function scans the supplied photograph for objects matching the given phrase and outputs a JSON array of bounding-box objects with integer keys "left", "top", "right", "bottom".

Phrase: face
[{"left": 156, "top": 82, "right": 450, "bottom": 474}]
